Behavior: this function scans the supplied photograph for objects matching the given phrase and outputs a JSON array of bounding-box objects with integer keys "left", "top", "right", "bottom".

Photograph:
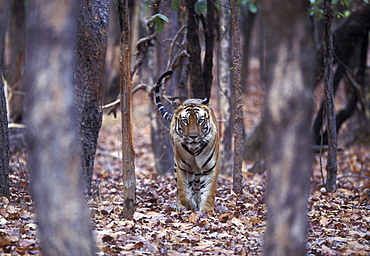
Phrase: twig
[
  {"left": 102, "top": 83, "right": 152, "bottom": 110},
  {"left": 166, "top": 25, "right": 187, "bottom": 70},
  {"left": 337, "top": 174, "right": 370, "bottom": 181},
  {"left": 8, "top": 123, "right": 26, "bottom": 129},
  {"left": 131, "top": 34, "right": 157, "bottom": 77}
]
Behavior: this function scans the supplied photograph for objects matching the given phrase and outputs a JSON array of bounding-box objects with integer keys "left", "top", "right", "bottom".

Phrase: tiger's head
[{"left": 171, "top": 97, "right": 215, "bottom": 154}]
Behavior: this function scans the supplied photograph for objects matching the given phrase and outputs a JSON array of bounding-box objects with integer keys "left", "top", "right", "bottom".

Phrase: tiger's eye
[
  {"left": 198, "top": 118, "right": 204, "bottom": 125},
  {"left": 182, "top": 118, "right": 188, "bottom": 125}
]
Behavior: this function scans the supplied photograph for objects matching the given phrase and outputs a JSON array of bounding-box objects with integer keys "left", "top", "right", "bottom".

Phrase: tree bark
[
  {"left": 118, "top": 0, "right": 136, "bottom": 219},
  {"left": 186, "top": 0, "right": 205, "bottom": 98},
  {"left": 0, "top": 67, "right": 9, "bottom": 198},
  {"left": 240, "top": 4, "right": 256, "bottom": 93},
  {"left": 315, "top": 3, "right": 370, "bottom": 83},
  {"left": 24, "top": 1, "right": 95, "bottom": 255},
  {"left": 0, "top": 0, "right": 11, "bottom": 198},
  {"left": 3, "top": 0, "right": 26, "bottom": 123},
  {"left": 151, "top": 0, "right": 175, "bottom": 176},
  {"left": 202, "top": 0, "right": 215, "bottom": 97},
  {"left": 313, "top": 60, "right": 348, "bottom": 145},
  {"left": 218, "top": 0, "right": 233, "bottom": 175},
  {"left": 75, "top": 0, "right": 111, "bottom": 194},
  {"left": 323, "top": 0, "right": 338, "bottom": 193},
  {"left": 230, "top": 0, "right": 244, "bottom": 195},
  {"left": 260, "top": 1, "right": 314, "bottom": 255}
]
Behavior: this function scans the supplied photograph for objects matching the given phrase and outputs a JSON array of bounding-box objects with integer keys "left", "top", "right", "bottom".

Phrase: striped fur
[{"left": 155, "top": 71, "right": 219, "bottom": 212}]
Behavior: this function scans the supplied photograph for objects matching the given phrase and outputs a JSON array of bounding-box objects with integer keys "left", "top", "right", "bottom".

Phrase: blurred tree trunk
[
  {"left": 24, "top": 0, "right": 95, "bottom": 255},
  {"left": 323, "top": 0, "right": 337, "bottom": 193},
  {"left": 0, "top": 0, "right": 11, "bottom": 198},
  {"left": 75, "top": 0, "right": 111, "bottom": 194},
  {"left": 118, "top": 0, "right": 136, "bottom": 219},
  {"left": 218, "top": 0, "right": 233, "bottom": 175},
  {"left": 230, "top": 0, "right": 244, "bottom": 194},
  {"left": 202, "top": 0, "right": 215, "bottom": 97},
  {"left": 3, "top": 0, "right": 26, "bottom": 123},
  {"left": 150, "top": 0, "right": 175, "bottom": 176},
  {"left": 260, "top": 0, "right": 314, "bottom": 255},
  {"left": 240, "top": 4, "right": 256, "bottom": 93}
]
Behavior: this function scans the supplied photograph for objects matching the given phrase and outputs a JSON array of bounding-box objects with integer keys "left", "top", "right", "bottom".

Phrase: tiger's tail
[{"left": 155, "top": 70, "right": 173, "bottom": 121}]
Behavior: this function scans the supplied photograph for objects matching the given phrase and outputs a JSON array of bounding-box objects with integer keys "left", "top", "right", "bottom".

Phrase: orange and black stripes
[{"left": 154, "top": 71, "right": 219, "bottom": 213}]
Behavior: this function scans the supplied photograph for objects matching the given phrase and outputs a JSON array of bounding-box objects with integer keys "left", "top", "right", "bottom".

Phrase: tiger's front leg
[
  {"left": 174, "top": 166, "right": 198, "bottom": 211},
  {"left": 198, "top": 170, "right": 218, "bottom": 212}
]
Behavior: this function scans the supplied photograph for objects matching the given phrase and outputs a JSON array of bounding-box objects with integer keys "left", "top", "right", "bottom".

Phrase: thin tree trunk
[
  {"left": 75, "top": 0, "right": 111, "bottom": 194},
  {"left": 315, "top": 3, "right": 370, "bottom": 83},
  {"left": 0, "top": 0, "right": 10, "bottom": 198},
  {"left": 202, "top": 0, "right": 215, "bottom": 97},
  {"left": 0, "top": 67, "right": 9, "bottom": 198},
  {"left": 218, "top": 0, "right": 233, "bottom": 175},
  {"left": 313, "top": 60, "right": 348, "bottom": 145},
  {"left": 24, "top": 1, "right": 95, "bottom": 254},
  {"left": 230, "top": 0, "right": 244, "bottom": 195},
  {"left": 323, "top": 0, "right": 337, "bottom": 192},
  {"left": 261, "top": 0, "right": 314, "bottom": 255},
  {"left": 118, "top": 0, "right": 136, "bottom": 219}
]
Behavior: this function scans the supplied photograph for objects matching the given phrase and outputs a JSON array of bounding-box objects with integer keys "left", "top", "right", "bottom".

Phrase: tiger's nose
[{"left": 189, "top": 134, "right": 198, "bottom": 139}]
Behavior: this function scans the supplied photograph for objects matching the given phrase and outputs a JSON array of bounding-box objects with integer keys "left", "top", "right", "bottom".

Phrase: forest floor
[{"left": 1, "top": 67, "right": 370, "bottom": 255}]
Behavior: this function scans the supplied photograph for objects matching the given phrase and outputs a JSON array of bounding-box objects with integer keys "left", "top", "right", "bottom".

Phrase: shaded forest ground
[{"left": 1, "top": 64, "right": 370, "bottom": 255}]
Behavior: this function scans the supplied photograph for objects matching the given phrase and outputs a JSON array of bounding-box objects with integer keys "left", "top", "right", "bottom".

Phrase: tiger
[{"left": 154, "top": 70, "right": 219, "bottom": 212}]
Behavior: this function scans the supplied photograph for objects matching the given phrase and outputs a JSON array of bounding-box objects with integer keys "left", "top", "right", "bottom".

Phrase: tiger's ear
[
  {"left": 172, "top": 97, "right": 182, "bottom": 109},
  {"left": 201, "top": 96, "right": 210, "bottom": 105}
]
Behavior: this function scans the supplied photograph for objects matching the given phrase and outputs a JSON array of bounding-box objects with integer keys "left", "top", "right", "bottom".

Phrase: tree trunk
[
  {"left": 0, "top": 67, "right": 9, "bottom": 198},
  {"left": 313, "top": 60, "right": 349, "bottom": 145},
  {"left": 312, "top": 4, "right": 370, "bottom": 145},
  {"left": 0, "top": 0, "right": 11, "bottom": 198},
  {"left": 240, "top": 4, "right": 256, "bottom": 93},
  {"left": 3, "top": 0, "right": 26, "bottom": 123},
  {"left": 186, "top": 0, "right": 205, "bottom": 98},
  {"left": 24, "top": 1, "right": 95, "bottom": 255},
  {"left": 151, "top": 0, "right": 175, "bottom": 176},
  {"left": 218, "top": 0, "right": 233, "bottom": 175},
  {"left": 323, "top": 0, "right": 338, "bottom": 193},
  {"left": 315, "top": 3, "right": 370, "bottom": 83},
  {"left": 118, "top": 0, "right": 136, "bottom": 219},
  {"left": 230, "top": 0, "right": 244, "bottom": 195},
  {"left": 260, "top": 0, "right": 315, "bottom": 255},
  {"left": 202, "top": 0, "right": 215, "bottom": 97},
  {"left": 75, "top": 0, "right": 111, "bottom": 194}
]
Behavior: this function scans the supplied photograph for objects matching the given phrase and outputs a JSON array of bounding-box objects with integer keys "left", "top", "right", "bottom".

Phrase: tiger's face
[{"left": 172, "top": 103, "right": 213, "bottom": 154}]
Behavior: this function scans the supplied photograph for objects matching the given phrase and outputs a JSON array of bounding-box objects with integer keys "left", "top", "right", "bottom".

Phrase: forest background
[{"left": 0, "top": 0, "right": 369, "bottom": 255}]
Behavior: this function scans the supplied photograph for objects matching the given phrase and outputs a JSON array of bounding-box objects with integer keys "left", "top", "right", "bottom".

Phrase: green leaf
[
  {"left": 195, "top": 0, "right": 207, "bottom": 14},
  {"left": 155, "top": 19, "right": 165, "bottom": 33},
  {"left": 152, "top": 13, "right": 169, "bottom": 22},
  {"left": 172, "top": 0, "right": 181, "bottom": 11},
  {"left": 343, "top": 10, "right": 351, "bottom": 17},
  {"left": 248, "top": 4, "right": 258, "bottom": 14},
  {"left": 146, "top": 14, "right": 169, "bottom": 33}
]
